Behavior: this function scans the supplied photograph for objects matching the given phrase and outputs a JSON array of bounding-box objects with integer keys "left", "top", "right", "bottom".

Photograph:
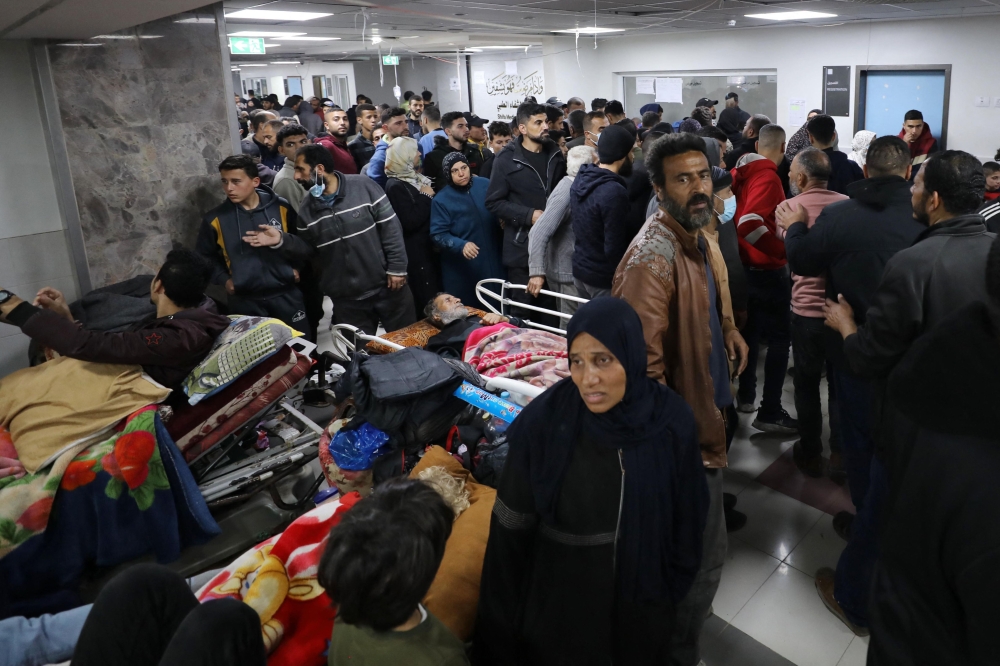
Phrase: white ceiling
[{"left": 3, "top": 0, "right": 999, "bottom": 56}]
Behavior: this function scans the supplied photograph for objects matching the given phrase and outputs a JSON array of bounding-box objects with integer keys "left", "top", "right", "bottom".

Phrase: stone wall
[{"left": 47, "top": 6, "right": 233, "bottom": 288}]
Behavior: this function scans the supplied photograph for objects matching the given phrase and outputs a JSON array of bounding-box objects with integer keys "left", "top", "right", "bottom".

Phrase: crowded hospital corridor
[{"left": 1, "top": 0, "right": 999, "bottom": 665}]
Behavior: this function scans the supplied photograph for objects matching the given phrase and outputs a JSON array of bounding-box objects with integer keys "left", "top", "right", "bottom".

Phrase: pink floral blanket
[{"left": 464, "top": 327, "right": 569, "bottom": 389}]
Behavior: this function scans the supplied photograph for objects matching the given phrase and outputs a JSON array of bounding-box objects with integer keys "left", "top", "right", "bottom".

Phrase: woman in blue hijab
[{"left": 475, "top": 297, "right": 709, "bottom": 665}]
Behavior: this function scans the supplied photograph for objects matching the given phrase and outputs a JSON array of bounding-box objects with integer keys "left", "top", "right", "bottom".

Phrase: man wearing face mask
[
  {"left": 613, "top": 133, "right": 748, "bottom": 666},
  {"left": 570, "top": 125, "right": 636, "bottom": 300},
  {"left": 709, "top": 167, "right": 746, "bottom": 326},
  {"left": 244, "top": 144, "right": 414, "bottom": 335},
  {"left": 773, "top": 148, "right": 847, "bottom": 478}
]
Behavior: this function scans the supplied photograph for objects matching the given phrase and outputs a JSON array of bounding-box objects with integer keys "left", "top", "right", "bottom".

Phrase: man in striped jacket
[
  {"left": 245, "top": 144, "right": 415, "bottom": 334},
  {"left": 730, "top": 124, "right": 798, "bottom": 434}
]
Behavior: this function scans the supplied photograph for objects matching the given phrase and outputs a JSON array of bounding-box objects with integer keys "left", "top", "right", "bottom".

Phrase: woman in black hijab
[{"left": 475, "top": 297, "right": 709, "bottom": 665}]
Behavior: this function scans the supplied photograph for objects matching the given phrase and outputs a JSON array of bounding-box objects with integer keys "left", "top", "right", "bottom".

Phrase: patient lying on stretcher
[
  {"left": 423, "top": 294, "right": 522, "bottom": 358},
  {"left": 0, "top": 250, "right": 230, "bottom": 477}
]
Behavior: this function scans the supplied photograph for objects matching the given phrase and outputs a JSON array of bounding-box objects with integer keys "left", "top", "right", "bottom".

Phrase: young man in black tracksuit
[
  {"left": 485, "top": 102, "right": 566, "bottom": 324},
  {"left": 196, "top": 154, "right": 310, "bottom": 335}
]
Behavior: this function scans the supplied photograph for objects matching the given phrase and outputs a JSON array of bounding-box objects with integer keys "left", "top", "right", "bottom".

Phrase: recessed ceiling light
[
  {"left": 744, "top": 10, "right": 837, "bottom": 20},
  {"left": 371, "top": 36, "right": 383, "bottom": 44},
  {"left": 464, "top": 48, "right": 483, "bottom": 52},
  {"left": 474, "top": 45, "right": 533, "bottom": 49},
  {"left": 270, "top": 61, "right": 302, "bottom": 65},
  {"left": 57, "top": 43, "right": 102, "bottom": 46},
  {"left": 278, "top": 37, "right": 341, "bottom": 41},
  {"left": 237, "top": 63, "right": 268, "bottom": 66},
  {"left": 225, "top": 9, "right": 332, "bottom": 21},
  {"left": 264, "top": 43, "right": 281, "bottom": 47},
  {"left": 228, "top": 31, "right": 306, "bottom": 38},
  {"left": 552, "top": 27, "right": 624, "bottom": 34},
  {"left": 175, "top": 17, "right": 215, "bottom": 24},
  {"left": 401, "top": 36, "right": 420, "bottom": 39}
]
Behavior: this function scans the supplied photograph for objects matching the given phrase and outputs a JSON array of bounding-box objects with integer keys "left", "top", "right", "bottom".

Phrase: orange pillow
[
  {"left": 411, "top": 445, "right": 496, "bottom": 641},
  {"left": 365, "top": 308, "right": 490, "bottom": 355}
]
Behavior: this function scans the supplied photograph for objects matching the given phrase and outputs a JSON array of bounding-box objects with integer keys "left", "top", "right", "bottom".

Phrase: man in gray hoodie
[{"left": 245, "top": 144, "right": 414, "bottom": 334}]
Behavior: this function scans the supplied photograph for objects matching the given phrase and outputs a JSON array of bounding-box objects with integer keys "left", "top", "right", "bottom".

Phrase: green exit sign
[
  {"left": 229, "top": 37, "right": 266, "bottom": 55},
  {"left": 382, "top": 55, "right": 400, "bottom": 66}
]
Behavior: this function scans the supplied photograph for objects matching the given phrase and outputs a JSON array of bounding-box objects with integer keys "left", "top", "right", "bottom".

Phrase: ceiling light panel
[
  {"left": 228, "top": 31, "right": 306, "bottom": 38},
  {"left": 225, "top": 10, "right": 332, "bottom": 21},
  {"left": 275, "top": 37, "right": 341, "bottom": 41},
  {"left": 744, "top": 11, "right": 838, "bottom": 20},
  {"left": 552, "top": 27, "right": 625, "bottom": 34}
]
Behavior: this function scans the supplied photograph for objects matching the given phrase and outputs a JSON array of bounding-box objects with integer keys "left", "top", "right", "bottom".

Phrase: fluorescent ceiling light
[
  {"left": 92, "top": 34, "right": 162, "bottom": 39},
  {"left": 276, "top": 36, "right": 340, "bottom": 41},
  {"left": 237, "top": 63, "right": 268, "bottom": 66},
  {"left": 264, "top": 43, "right": 281, "bottom": 47},
  {"left": 175, "top": 17, "right": 215, "bottom": 24},
  {"left": 475, "top": 45, "right": 533, "bottom": 49},
  {"left": 270, "top": 61, "right": 301, "bottom": 64},
  {"left": 744, "top": 10, "right": 837, "bottom": 20},
  {"left": 464, "top": 48, "right": 483, "bottom": 52},
  {"left": 552, "top": 27, "right": 624, "bottom": 34},
  {"left": 401, "top": 36, "right": 420, "bottom": 39},
  {"left": 57, "top": 43, "right": 102, "bottom": 46},
  {"left": 228, "top": 31, "right": 305, "bottom": 38},
  {"left": 371, "top": 36, "right": 383, "bottom": 44},
  {"left": 225, "top": 9, "right": 332, "bottom": 21}
]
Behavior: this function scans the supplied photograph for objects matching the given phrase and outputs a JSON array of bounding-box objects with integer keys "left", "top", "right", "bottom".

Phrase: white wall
[
  {"left": 238, "top": 62, "right": 356, "bottom": 105},
  {"left": 470, "top": 54, "right": 546, "bottom": 123},
  {"left": 0, "top": 41, "right": 79, "bottom": 377},
  {"left": 352, "top": 54, "right": 472, "bottom": 112},
  {"left": 541, "top": 15, "right": 1000, "bottom": 160}
]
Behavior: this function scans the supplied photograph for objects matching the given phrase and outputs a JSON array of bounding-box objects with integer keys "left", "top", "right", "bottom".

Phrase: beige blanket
[{"left": 0, "top": 357, "right": 170, "bottom": 473}]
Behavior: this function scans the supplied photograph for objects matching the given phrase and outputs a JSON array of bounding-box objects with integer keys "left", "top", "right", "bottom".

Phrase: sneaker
[
  {"left": 833, "top": 510, "right": 854, "bottom": 541},
  {"left": 736, "top": 396, "right": 756, "bottom": 413},
  {"left": 792, "top": 441, "right": 823, "bottom": 478},
  {"left": 751, "top": 408, "right": 799, "bottom": 435},
  {"left": 828, "top": 452, "right": 847, "bottom": 485},
  {"left": 815, "top": 568, "right": 869, "bottom": 637},
  {"left": 725, "top": 507, "right": 748, "bottom": 532}
]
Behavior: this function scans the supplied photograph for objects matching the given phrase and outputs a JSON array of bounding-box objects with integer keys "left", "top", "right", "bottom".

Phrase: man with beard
[
  {"left": 405, "top": 94, "right": 424, "bottom": 140},
  {"left": 812, "top": 150, "right": 991, "bottom": 637},
  {"left": 422, "top": 111, "right": 483, "bottom": 192},
  {"left": 251, "top": 115, "right": 284, "bottom": 172},
  {"left": 314, "top": 107, "right": 358, "bottom": 175},
  {"left": 613, "top": 133, "right": 749, "bottom": 666},
  {"left": 485, "top": 102, "right": 566, "bottom": 323},
  {"left": 422, "top": 293, "right": 522, "bottom": 358},
  {"left": 569, "top": 124, "right": 636, "bottom": 300},
  {"left": 244, "top": 144, "right": 413, "bottom": 335}
]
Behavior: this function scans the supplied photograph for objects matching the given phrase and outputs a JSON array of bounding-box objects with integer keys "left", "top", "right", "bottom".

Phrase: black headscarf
[
  {"left": 505, "top": 297, "right": 707, "bottom": 604},
  {"left": 442, "top": 151, "right": 472, "bottom": 191}
]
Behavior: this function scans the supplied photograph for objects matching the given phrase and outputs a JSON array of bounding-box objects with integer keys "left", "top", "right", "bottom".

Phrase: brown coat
[{"left": 612, "top": 209, "right": 735, "bottom": 468}]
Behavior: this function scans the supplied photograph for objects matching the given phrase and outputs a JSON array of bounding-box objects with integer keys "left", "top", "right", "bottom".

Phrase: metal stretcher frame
[
  {"left": 474, "top": 279, "right": 587, "bottom": 335},
  {"left": 329, "top": 323, "right": 546, "bottom": 400}
]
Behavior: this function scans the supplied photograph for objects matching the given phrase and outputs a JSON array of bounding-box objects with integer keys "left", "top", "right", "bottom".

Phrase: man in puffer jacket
[
  {"left": 730, "top": 124, "right": 798, "bottom": 434},
  {"left": 569, "top": 125, "right": 636, "bottom": 300},
  {"left": 197, "top": 154, "right": 308, "bottom": 332}
]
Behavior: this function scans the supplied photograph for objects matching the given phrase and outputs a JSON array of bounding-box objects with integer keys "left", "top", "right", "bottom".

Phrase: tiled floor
[{"left": 706, "top": 356, "right": 870, "bottom": 666}]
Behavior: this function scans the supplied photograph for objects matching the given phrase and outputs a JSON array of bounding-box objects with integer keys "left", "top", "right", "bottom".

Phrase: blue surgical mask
[
  {"left": 717, "top": 194, "right": 736, "bottom": 224},
  {"left": 309, "top": 170, "right": 325, "bottom": 198}
]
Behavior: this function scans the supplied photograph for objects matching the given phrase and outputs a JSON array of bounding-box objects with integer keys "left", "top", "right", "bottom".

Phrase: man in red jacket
[
  {"left": 899, "top": 109, "right": 938, "bottom": 180},
  {"left": 731, "top": 123, "right": 798, "bottom": 434},
  {"left": 314, "top": 107, "right": 358, "bottom": 175}
]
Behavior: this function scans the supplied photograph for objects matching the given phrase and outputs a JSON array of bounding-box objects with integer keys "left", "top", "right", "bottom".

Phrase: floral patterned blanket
[
  {"left": 464, "top": 326, "right": 570, "bottom": 389},
  {"left": 0, "top": 407, "right": 219, "bottom": 617}
]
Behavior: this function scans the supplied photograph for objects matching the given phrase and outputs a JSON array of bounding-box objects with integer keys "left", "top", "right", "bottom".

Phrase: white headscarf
[
  {"left": 385, "top": 136, "right": 432, "bottom": 190},
  {"left": 848, "top": 130, "right": 876, "bottom": 167}
]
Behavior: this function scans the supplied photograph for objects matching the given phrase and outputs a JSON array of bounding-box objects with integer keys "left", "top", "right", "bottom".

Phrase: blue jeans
[
  {"left": 834, "top": 455, "right": 887, "bottom": 627},
  {"left": 832, "top": 369, "right": 875, "bottom": 510},
  {"left": 737, "top": 267, "right": 791, "bottom": 416}
]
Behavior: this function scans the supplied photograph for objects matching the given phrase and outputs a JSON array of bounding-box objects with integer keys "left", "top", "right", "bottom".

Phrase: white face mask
[
  {"left": 309, "top": 170, "right": 324, "bottom": 197},
  {"left": 716, "top": 194, "right": 737, "bottom": 223}
]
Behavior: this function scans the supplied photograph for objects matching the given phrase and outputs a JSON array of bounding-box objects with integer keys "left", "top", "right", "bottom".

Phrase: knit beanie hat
[{"left": 597, "top": 124, "right": 635, "bottom": 164}]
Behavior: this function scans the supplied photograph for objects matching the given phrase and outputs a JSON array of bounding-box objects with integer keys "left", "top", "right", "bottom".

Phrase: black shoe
[
  {"left": 752, "top": 408, "right": 799, "bottom": 435},
  {"left": 736, "top": 395, "right": 756, "bottom": 414},
  {"left": 724, "top": 492, "right": 737, "bottom": 511},
  {"left": 792, "top": 442, "right": 824, "bottom": 478},
  {"left": 725, "top": 507, "right": 748, "bottom": 532},
  {"left": 833, "top": 510, "right": 854, "bottom": 541}
]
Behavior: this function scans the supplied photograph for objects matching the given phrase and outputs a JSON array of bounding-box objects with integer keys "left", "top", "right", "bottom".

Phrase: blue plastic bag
[{"left": 329, "top": 422, "right": 391, "bottom": 471}]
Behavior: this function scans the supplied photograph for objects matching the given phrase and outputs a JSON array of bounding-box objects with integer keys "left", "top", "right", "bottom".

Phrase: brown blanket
[{"left": 0, "top": 357, "right": 170, "bottom": 473}]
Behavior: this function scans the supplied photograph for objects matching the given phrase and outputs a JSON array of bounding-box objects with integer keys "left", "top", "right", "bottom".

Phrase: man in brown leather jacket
[{"left": 612, "top": 132, "right": 748, "bottom": 666}]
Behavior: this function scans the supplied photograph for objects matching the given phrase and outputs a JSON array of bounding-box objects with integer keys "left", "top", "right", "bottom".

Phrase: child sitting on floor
[
  {"left": 984, "top": 162, "right": 1000, "bottom": 202},
  {"left": 318, "top": 477, "right": 469, "bottom": 666}
]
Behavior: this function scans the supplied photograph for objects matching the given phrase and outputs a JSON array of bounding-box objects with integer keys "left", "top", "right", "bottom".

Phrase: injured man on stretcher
[
  {"left": 423, "top": 293, "right": 523, "bottom": 358},
  {"left": 0, "top": 250, "right": 230, "bottom": 478}
]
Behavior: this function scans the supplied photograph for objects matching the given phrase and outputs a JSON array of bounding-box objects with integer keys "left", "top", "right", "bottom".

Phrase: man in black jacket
[
  {"left": 867, "top": 235, "right": 1000, "bottom": 665},
  {"left": 485, "top": 102, "right": 566, "bottom": 322},
  {"left": 805, "top": 114, "right": 864, "bottom": 195},
  {"left": 777, "top": 136, "right": 923, "bottom": 512},
  {"left": 717, "top": 93, "right": 750, "bottom": 145},
  {"left": 197, "top": 155, "right": 308, "bottom": 333},
  {"left": 801, "top": 149, "right": 991, "bottom": 636},
  {"left": 0, "top": 250, "right": 230, "bottom": 395},
  {"left": 422, "top": 111, "right": 484, "bottom": 192},
  {"left": 723, "top": 113, "right": 770, "bottom": 170}
]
